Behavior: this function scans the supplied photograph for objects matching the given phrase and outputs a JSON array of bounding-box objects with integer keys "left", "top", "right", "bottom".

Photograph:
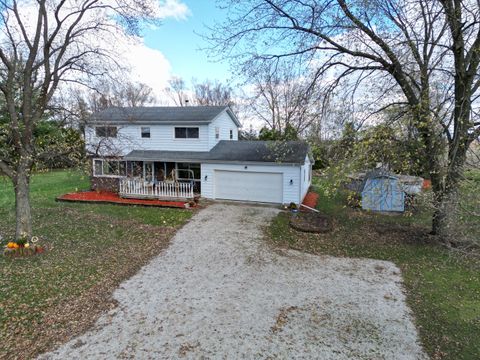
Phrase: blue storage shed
[{"left": 361, "top": 171, "right": 405, "bottom": 212}]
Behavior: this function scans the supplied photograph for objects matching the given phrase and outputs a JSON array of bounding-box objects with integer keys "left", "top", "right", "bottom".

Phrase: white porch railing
[{"left": 119, "top": 178, "right": 194, "bottom": 200}]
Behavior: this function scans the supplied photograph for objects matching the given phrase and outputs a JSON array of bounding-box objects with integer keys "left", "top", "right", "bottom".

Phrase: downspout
[{"left": 298, "top": 165, "right": 302, "bottom": 205}]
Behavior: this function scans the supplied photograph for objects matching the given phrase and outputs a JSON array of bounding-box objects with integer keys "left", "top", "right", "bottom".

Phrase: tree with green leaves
[{"left": 258, "top": 124, "right": 299, "bottom": 141}]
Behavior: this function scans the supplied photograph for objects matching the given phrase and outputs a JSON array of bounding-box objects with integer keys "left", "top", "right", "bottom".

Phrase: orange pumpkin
[{"left": 6, "top": 242, "right": 16, "bottom": 249}]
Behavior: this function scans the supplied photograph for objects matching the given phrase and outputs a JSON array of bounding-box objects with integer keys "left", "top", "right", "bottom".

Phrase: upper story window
[
  {"left": 229, "top": 129, "right": 233, "bottom": 140},
  {"left": 215, "top": 127, "right": 220, "bottom": 139},
  {"left": 141, "top": 127, "right": 151, "bottom": 138},
  {"left": 175, "top": 127, "right": 199, "bottom": 139},
  {"left": 95, "top": 126, "right": 117, "bottom": 138}
]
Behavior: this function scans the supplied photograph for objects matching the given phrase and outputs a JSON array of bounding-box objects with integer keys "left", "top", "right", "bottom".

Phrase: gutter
[
  {"left": 88, "top": 121, "right": 212, "bottom": 126},
  {"left": 122, "top": 158, "right": 304, "bottom": 167}
]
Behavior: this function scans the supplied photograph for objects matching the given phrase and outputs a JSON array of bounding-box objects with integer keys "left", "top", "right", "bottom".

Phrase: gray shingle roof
[
  {"left": 123, "top": 150, "right": 211, "bottom": 163},
  {"left": 123, "top": 141, "right": 310, "bottom": 165},
  {"left": 209, "top": 141, "right": 310, "bottom": 164},
  {"left": 89, "top": 106, "right": 240, "bottom": 126}
]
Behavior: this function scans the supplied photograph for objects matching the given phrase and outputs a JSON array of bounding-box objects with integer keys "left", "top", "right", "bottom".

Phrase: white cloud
[
  {"left": 120, "top": 1, "right": 190, "bottom": 100},
  {"left": 123, "top": 40, "right": 173, "bottom": 101},
  {"left": 0, "top": 0, "right": 187, "bottom": 104},
  {"left": 155, "top": 0, "right": 191, "bottom": 20}
]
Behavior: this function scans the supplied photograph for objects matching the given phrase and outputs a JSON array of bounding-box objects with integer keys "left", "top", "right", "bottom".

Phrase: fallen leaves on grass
[{"left": 0, "top": 205, "right": 182, "bottom": 359}]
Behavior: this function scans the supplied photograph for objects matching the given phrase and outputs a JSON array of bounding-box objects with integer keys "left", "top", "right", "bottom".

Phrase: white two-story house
[{"left": 85, "top": 106, "right": 312, "bottom": 205}]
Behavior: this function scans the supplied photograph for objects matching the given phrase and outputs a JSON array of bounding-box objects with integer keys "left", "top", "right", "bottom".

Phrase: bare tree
[
  {"left": 116, "top": 81, "right": 156, "bottom": 107},
  {"left": 247, "top": 62, "right": 323, "bottom": 136},
  {"left": 49, "top": 79, "right": 156, "bottom": 139},
  {"left": 165, "top": 76, "right": 235, "bottom": 108},
  {"left": 165, "top": 76, "right": 189, "bottom": 106},
  {"left": 0, "top": 0, "right": 158, "bottom": 240},
  {"left": 208, "top": 0, "right": 480, "bottom": 237},
  {"left": 192, "top": 79, "right": 235, "bottom": 107}
]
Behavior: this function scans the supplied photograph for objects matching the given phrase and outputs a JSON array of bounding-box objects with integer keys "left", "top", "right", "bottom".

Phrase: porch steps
[{"left": 56, "top": 191, "right": 192, "bottom": 209}]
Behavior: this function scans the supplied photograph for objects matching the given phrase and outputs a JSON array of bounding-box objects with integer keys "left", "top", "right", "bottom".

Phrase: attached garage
[
  {"left": 214, "top": 170, "right": 283, "bottom": 203},
  {"left": 199, "top": 141, "right": 313, "bottom": 206}
]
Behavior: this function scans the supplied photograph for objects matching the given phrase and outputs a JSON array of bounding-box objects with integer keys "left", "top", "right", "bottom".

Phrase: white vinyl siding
[
  {"left": 208, "top": 111, "right": 239, "bottom": 147},
  {"left": 85, "top": 109, "right": 240, "bottom": 155},
  {"left": 85, "top": 124, "right": 210, "bottom": 156},
  {"left": 201, "top": 163, "right": 301, "bottom": 205},
  {"left": 300, "top": 155, "right": 312, "bottom": 202}
]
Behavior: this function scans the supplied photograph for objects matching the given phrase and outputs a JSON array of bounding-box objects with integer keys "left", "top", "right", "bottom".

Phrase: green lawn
[
  {"left": 0, "top": 170, "right": 192, "bottom": 359},
  {"left": 268, "top": 176, "right": 480, "bottom": 360}
]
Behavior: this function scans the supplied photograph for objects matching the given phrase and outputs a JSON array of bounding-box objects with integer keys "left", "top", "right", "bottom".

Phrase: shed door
[
  {"left": 214, "top": 170, "right": 283, "bottom": 203},
  {"left": 362, "top": 178, "right": 404, "bottom": 212}
]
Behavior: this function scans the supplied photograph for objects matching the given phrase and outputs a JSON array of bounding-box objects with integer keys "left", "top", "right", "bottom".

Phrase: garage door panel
[{"left": 214, "top": 170, "right": 283, "bottom": 203}]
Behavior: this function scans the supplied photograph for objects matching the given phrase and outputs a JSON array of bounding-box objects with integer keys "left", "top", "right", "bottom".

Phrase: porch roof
[
  {"left": 124, "top": 140, "right": 311, "bottom": 165},
  {"left": 123, "top": 150, "right": 211, "bottom": 163}
]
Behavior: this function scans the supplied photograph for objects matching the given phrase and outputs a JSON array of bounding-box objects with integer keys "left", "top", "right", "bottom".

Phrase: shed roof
[
  {"left": 365, "top": 168, "right": 398, "bottom": 180},
  {"left": 89, "top": 106, "right": 241, "bottom": 126},
  {"left": 123, "top": 140, "right": 310, "bottom": 165}
]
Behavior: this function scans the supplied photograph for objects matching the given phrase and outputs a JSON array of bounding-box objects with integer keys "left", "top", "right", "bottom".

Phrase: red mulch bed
[
  {"left": 57, "top": 191, "right": 191, "bottom": 209},
  {"left": 301, "top": 192, "right": 319, "bottom": 211}
]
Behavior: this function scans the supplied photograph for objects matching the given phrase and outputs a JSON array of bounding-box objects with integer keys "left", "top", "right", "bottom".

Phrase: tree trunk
[
  {"left": 14, "top": 168, "right": 32, "bottom": 240},
  {"left": 431, "top": 186, "right": 448, "bottom": 237},
  {"left": 412, "top": 102, "right": 454, "bottom": 238},
  {"left": 431, "top": 102, "right": 471, "bottom": 238},
  {"left": 430, "top": 151, "right": 466, "bottom": 238}
]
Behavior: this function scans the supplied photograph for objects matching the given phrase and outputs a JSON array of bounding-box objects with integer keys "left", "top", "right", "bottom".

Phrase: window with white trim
[
  {"left": 94, "top": 160, "right": 103, "bottom": 176},
  {"left": 93, "top": 159, "right": 127, "bottom": 177},
  {"left": 229, "top": 129, "right": 233, "bottom": 139},
  {"left": 175, "top": 127, "right": 199, "bottom": 139},
  {"left": 215, "top": 127, "right": 220, "bottom": 139},
  {"left": 95, "top": 126, "right": 117, "bottom": 138}
]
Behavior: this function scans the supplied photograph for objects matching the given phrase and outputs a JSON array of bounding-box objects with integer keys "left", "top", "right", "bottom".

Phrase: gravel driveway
[{"left": 41, "top": 204, "right": 426, "bottom": 359}]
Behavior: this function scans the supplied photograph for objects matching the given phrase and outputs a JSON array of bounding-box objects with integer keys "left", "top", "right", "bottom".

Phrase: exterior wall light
[
  {"left": 290, "top": 179, "right": 293, "bottom": 185},
  {"left": 244, "top": 166, "right": 248, "bottom": 169},
  {"left": 204, "top": 175, "right": 208, "bottom": 181}
]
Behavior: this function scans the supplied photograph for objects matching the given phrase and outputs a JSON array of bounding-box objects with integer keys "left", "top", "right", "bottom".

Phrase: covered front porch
[{"left": 92, "top": 158, "right": 201, "bottom": 201}]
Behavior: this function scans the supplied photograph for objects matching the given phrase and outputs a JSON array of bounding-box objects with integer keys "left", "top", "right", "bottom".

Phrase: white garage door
[{"left": 214, "top": 170, "right": 283, "bottom": 203}]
